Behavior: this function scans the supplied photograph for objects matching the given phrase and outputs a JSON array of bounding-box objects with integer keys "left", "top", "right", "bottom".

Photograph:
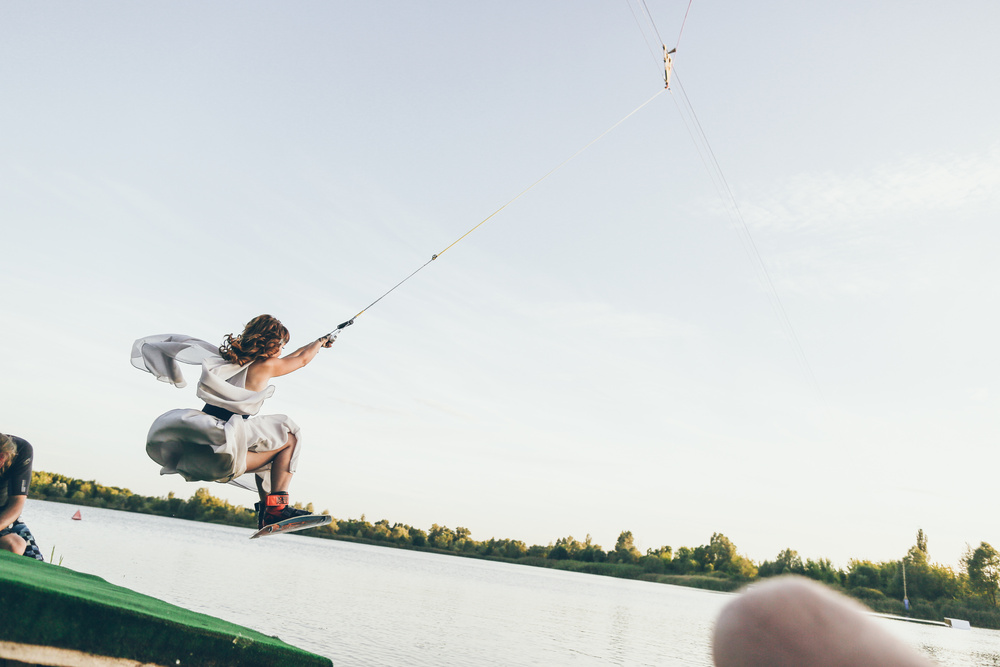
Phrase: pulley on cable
[{"left": 664, "top": 45, "right": 676, "bottom": 89}]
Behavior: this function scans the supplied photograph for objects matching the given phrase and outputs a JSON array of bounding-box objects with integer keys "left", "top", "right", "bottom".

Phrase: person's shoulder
[
  {"left": 244, "top": 357, "right": 279, "bottom": 378},
  {"left": 12, "top": 437, "right": 32, "bottom": 457},
  {"left": 246, "top": 357, "right": 273, "bottom": 371}
]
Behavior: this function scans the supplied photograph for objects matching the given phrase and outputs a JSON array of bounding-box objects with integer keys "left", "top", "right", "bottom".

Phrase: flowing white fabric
[
  {"left": 130, "top": 334, "right": 219, "bottom": 388},
  {"left": 132, "top": 334, "right": 302, "bottom": 489}
]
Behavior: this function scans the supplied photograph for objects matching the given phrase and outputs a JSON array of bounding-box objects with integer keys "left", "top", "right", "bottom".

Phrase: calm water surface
[{"left": 18, "top": 500, "right": 1000, "bottom": 666}]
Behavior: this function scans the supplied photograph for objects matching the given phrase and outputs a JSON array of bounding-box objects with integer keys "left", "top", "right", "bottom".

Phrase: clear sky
[{"left": 2, "top": 1, "right": 998, "bottom": 569}]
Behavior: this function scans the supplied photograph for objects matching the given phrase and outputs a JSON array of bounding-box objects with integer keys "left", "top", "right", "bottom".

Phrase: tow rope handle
[{"left": 324, "top": 318, "right": 355, "bottom": 343}]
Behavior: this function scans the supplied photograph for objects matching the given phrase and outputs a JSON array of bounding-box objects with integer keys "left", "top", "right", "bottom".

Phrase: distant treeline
[{"left": 29, "top": 471, "right": 1000, "bottom": 628}]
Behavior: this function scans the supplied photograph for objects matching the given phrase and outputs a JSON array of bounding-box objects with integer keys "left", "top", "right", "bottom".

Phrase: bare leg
[
  {"left": 244, "top": 432, "right": 309, "bottom": 526},
  {"left": 245, "top": 432, "right": 297, "bottom": 493},
  {"left": 267, "top": 435, "right": 296, "bottom": 493},
  {"left": 713, "top": 576, "right": 933, "bottom": 667},
  {"left": 0, "top": 533, "right": 27, "bottom": 556},
  {"left": 254, "top": 474, "right": 266, "bottom": 504}
]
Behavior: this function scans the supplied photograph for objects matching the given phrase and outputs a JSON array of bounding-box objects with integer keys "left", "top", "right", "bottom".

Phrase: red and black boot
[{"left": 261, "top": 492, "right": 312, "bottom": 527}]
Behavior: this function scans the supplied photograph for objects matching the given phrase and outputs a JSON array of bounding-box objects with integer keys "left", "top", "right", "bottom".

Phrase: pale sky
[{"left": 2, "top": 1, "right": 998, "bottom": 570}]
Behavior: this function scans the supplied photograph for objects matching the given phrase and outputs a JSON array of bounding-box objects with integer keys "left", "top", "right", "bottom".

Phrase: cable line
[
  {"left": 639, "top": 0, "right": 665, "bottom": 47},
  {"left": 624, "top": 0, "right": 818, "bottom": 393},
  {"left": 668, "top": 68, "right": 821, "bottom": 395},
  {"left": 625, "top": 0, "right": 662, "bottom": 69},
  {"left": 328, "top": 88, "right": 667, "bottom": 339},
  {"left": 674, "top": 0, "right": 694, "bottom": 50}
]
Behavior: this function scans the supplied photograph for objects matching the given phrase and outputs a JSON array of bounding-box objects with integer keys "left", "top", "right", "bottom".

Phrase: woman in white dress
[{"left": 131, "top": 314, "right": 333, "bottom": 528}]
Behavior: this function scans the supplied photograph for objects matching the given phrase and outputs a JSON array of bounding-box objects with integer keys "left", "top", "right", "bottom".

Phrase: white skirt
[{"left": 146, "top": 409, "right": 301, "bottom": 485}]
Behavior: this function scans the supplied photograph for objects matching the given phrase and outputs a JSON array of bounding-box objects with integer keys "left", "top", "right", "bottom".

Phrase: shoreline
[{"left": 30, "top": 477, "right": 1000, "bottom": 630}]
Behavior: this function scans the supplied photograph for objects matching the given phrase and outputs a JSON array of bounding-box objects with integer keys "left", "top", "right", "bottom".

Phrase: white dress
[{"left": 130, "top": 334, "right": 302, "bottom": 490}]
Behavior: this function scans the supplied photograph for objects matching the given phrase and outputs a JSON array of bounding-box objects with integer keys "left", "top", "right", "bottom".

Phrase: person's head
[
  {"left": 0, "top": 434, "right": 16, "bottom": 476},
  {"left": 219, "top": 315, "right": 290, "bottom": 366}
]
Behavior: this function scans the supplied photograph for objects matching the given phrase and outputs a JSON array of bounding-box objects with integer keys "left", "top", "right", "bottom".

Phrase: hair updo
[{"left": 219, "top": 314, "right": 290, "bottom": 366}]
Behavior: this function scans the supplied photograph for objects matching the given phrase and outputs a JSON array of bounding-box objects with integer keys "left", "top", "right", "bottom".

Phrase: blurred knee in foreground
[{"left": 713, "top": 576, "right": 933, "bottom": 667}]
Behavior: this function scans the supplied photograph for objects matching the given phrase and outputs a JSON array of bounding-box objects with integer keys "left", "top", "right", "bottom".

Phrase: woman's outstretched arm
[{"left": 245, "top": 335, "right": 334, "bottom": 390}]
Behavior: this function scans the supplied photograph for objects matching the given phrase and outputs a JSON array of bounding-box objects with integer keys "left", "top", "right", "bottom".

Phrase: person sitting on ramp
[
  {"left": 0, "top": 433, "right": 44, "bottom": 560},
  {"left": 131, "top": 314, "right": 333, "bottom": 529}
]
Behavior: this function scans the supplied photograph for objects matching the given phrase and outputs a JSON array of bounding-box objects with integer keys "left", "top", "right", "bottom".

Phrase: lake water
[{"left": 16, "top": 500, "right": 1000, "bottom": 666}]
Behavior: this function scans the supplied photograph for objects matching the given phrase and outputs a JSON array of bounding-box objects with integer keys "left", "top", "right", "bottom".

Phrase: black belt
[{"left": 202, "top": 404, "right": 249, "bottom": 421}]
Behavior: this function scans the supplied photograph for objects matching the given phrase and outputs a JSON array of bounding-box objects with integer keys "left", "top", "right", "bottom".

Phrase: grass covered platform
[{"left": 0, "top": 551, "right": 332, "bottom": 667}]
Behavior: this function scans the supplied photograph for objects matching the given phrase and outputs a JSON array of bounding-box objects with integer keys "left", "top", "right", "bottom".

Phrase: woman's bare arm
[{"left": 245, "top": 336, "right": 333, "bottom": 391}]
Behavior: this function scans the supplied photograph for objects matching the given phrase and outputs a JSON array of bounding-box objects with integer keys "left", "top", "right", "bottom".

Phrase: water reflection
[
  {"left": 971, "top": 651, "right": 1000, "bottom": 666},
  {"left": 609, "top": 605, "right": 631, "bottom": 665}
]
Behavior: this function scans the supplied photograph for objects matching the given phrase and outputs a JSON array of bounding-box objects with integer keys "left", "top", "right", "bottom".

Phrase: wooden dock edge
[{"left": 0, "top": 641, "right": 167, "bottom": 667}]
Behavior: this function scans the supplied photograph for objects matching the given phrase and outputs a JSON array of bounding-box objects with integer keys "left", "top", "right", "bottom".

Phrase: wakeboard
[{"left": 250, "top": 514, "right": 332, "bottom": 540}]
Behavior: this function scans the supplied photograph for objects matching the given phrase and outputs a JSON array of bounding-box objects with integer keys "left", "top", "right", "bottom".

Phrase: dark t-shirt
[{"left": 1, "top": 436, "right": 33, "bottom": 508}]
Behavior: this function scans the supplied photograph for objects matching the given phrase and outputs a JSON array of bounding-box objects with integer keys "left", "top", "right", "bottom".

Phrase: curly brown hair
[{"left": 219, "top": 315, "right": 290, "bottom": 366}]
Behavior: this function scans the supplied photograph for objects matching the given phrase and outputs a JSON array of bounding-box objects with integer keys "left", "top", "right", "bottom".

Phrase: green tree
[
  {"left": 391, "top": 524, "right": 411, "bottom": 544},
  {"left": 577, "top": 535, "right": 605, "bottom": 563},
  {"left": 703, "top": 533, "right": 737, "bottom": 573},
  {"left": 554, "top": 536, "right": 584, "bottom": 559},
  {"left": 963, "top": 542, "right": 1000, "bottom": 607},
  {"left": 611, "top": 531, "right": 642, "bottom": 564},
  {"left": 548, "top": 545, "right": 570, "bottom": 560},
  {"left": 647, "top": 545, "right": 672, "bottom": 559},
  {"left": 803, "top": 558, "right": 840, "bottom": 584},
  {"left": 428, "top": 524, "right": 456, "bottom": 550},
  {"left": 846, "top": 559, "right": 883, "bottom": 590},
  {"left": 642, "top": 545, "right": 673, "bottom": 573},
  {"left": 728, "top": 554, "right": 758, "bottom": 579},
  {"left": 491, "top": 539, "right": 527, "bottom": 559},
  {"left": 759, "top": 548, "right": 804, "bottom": 578},
  {"left": 527, "top": 544, "right": 549, "bottom": 558},
  {"left": 671, "top": 546, "right": 698, "bottom": 574},
  {"left": 372, "top": 520, "right": 392, "bottom": 541},
  {"left": 916, "top": 528, "right": 928, "bottom": 556}
]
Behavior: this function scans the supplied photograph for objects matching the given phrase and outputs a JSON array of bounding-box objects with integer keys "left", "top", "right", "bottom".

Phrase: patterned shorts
[{"left": 0, "top": 520, "right": 44, "bottom": 561}]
